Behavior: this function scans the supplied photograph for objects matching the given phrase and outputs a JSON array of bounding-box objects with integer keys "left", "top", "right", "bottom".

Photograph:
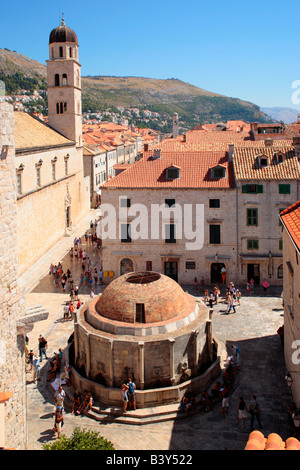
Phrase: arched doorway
[
  {"left": 210, "top": 263, "right": 225, "bottom": 284},
  {"left": 120, "top": 258, "right": 134, "bottom": 276}
]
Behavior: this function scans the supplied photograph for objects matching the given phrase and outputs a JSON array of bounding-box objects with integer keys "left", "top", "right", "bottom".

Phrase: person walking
[
  {"left": 52, "top": 405, "right": 64, "bottom": 439},
  {"left": 236, "top": 397, "right": 248, "bottom": 430},
  {"left": 38, "top": 335, "right": 48, "bottom": 361},
  {"left": 262, "top": 278, "right": 269, "bottom": 296},
  {"left": 232, "top": 345, "right": 241, "bottom": 367},
  {"left": 249, "top": 395, "right": 262, "bottom": 430},
  {"left": 33, "top": 354, "right": 40, "bottom": 383}
]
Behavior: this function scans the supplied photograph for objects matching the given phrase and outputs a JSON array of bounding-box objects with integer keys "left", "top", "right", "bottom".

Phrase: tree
[{"left": 43, "top": 426, "right": 115, "bottom": 450}]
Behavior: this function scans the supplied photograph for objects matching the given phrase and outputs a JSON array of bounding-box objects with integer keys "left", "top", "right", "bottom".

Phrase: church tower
[{"left": 47, "top": 18, "right": 82, "bottom": 147}]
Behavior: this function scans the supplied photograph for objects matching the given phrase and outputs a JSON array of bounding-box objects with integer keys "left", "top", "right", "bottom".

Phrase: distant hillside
[
  {"left": 0, "top": 48, "right": 271, "bottom": 126},
  {"left": 261, "top": 106, "right": 300, "bottom": 124}
]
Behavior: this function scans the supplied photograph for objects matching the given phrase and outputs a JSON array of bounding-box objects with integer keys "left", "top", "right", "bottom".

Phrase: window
[
  {"left": 186, "top": 261, "right": 196, "bottom": 269},
  {"left": 247, "top": 208, "right": 258, "bottom": 226},
  {"left": 52, "top": 163, "right": 56, "bottom": 181},
  {"left": 54, "top": 74, "right": 60, "bottom": 87},
  {"left": 242, "top": 184, "right": 263, "bottom": 194},
  {"left": 69, "top": 47, "right": 73, "bottom": 58},
  {"left": 165, "top": 198, "right": 175, "bottom": 208},
  {"left": 120, "top": 223, "right": 131, "bottom": 243},
  {"left": 211, "top": 166, "right": 226, "bottom": 178},
  {"left": 165, "top": 224, "right": 176, "bottom": 243},
  {"left": 279, "top": 239, "right": 283, "bottom": 251},
  {"left": 260, "top": 157, "right": 268, "bottom": 166},
  {"left": 279, "top": 184, "right": 290, "bottom": 194},
  {"left": 36, "top": 167, "right": 41, "bottom": 187},
  {"left": 17, "top": 173, "right": 22, "bottom": 195},
  {"left": 120, "top": 197, "right": 131, "bottom": 208},
  {"left": 166, "top": 167, "right": 180, "bottom": 180},
  {"left": 247, "top": 239, "right": 259, "bottom": 250},
  {"left": 64, "top": 159, "right": 68, "bottom": 176},
  {"left": 62, "top": 74, "right": 68, "bottom": 86},
  {"left": 135, "top": 303, "right": 145, "bottom": 323},
  {"left": 277, "top": 264, "right": 283, "bottom": 279},
  {"left": 209, "top": 199, "right": 220, "bottom": 208},
  {"left": 209, "top": 224, "right": 221, "bottom": 244},
  {"left": 59, "top": 46, "right": 63, "bottom": 58}
]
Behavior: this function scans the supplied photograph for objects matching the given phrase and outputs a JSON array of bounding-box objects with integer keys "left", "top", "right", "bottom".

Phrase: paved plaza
[{"left": 22, "top": 213, "right": 293, "bottom": 451}]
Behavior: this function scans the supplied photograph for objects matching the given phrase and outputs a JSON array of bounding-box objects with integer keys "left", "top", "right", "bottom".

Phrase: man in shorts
[{"left": 127, "top": 378, "right": 136, "bottom": 410}]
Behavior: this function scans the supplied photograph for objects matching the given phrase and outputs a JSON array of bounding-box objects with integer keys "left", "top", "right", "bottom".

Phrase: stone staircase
[{"left": 62, "top": 385, "right": 210, "bottom": 425}]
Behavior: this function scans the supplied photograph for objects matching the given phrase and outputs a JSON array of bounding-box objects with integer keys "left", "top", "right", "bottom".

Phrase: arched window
[
  {"left": 69, "top": 47, "right": 73, "bottom": 58},
  {"left": 64, "top": 102, "right": 67, "bottom": 113},
  {"left": 56, "top": 103, "right": 60, "bottom": 114},
  {"left": 120, "top": 258, "right": 134, "bottom": 275},
  {"left": 277, "top": 264, "right": 283, "bottom": 279},
  {"left": 62, "top": 73, "right": 67, "bottom": 86},
  {"left": 60, "top": 102, "right": 63, "bottom": 114},
  {"left": 54, "top": 74, "right": 60, "bottom": 86},
  {"left": 59, "top": 46, "right": 63, "bottom": 58}
]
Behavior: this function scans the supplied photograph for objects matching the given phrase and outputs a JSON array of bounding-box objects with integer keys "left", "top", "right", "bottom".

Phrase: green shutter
[
  {"left": 242, "top": 185, "right": 248, "bottom": 193},
  {"left": 257, "top": 185, "right": 263, "bottom": 193}
]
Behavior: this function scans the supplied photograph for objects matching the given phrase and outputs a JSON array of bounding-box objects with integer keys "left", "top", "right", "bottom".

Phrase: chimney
[
  {"left": 250, "top": 122, "right": 258, "bottom": 134},
  {"left": 228, "top": 143, "right": 234, "bottom": 161},
  {"left": 153, "top": 149, "right": 161, "bottom": 160},
  {"left": 265, "top": 138, "right": 273, "bottom": 147},
  {"left": 144, "top": 143, "right": 149, "bottom": 152}
]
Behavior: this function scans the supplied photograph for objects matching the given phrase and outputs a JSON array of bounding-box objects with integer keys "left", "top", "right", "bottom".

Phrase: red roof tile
[
  {"left": 281, "top": 200, "right": 300, "bottom": 252},
  {"left": 102, "top": 150, "right": 234, "bottom": 189}
]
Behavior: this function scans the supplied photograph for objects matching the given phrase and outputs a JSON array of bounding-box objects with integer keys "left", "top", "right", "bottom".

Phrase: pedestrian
[
  {"left": 221, "top": 266, "right": 226, "bottom": 284},
  {"left": 208, "top": 292, "right": 214, "bottom": 308},
  {"left": 38, "top": 335, "right": 48, "bottom": 361},
  {"left": 226, "top": 294, "right": 236, "bottom": 314},
  {"left": 33, "top": 354, "right": 40, "bottom": 382},
  {"left": 222, "top": 389, "right": 230, "bottom": 417},
  {"left": 27, "top": 348, "right": 34, "bottom": 372},
  {"left": 250, "top": 278, "right": 254, "bottom": 294},
  {"left": 236, "top": 289, "right": 241, "bottom": 305},
  {"left": 236, "top": 397, "right": 248, "bottom": 429},
  {"left": 232, "top": 345, "right": 241, "bottom": 367},
  {"left": 54, "top": 385, "right": 66, "bottom": 411},
  {"left": 99, "top": 269, "right": 103, "bottom": 285},
  {"left": 246, "top": 282, "right": 250, "bottom": 295},
  {"left": 74, "top": 284, "right": 79, "bottom": 301},
  {"left": 127, "top": 377, "right": 136, "bottom": 410},
  {"left": 63, "top": 302, "right": 70, "bottom": 321},
  {"left": 249, "top": 395, "right": 262, "bottom": 430},
  {"left": 262, "top": 278, "right": 269, "bottom": 296},
  {"left": 52, "top": 405, "right": 64, "bottom": 439},
  {"left": 121, "top": 383, "right": 129, "bottom": 412},
  {"left": 193, "top": 277, "right": 198, "bottom": 290}
]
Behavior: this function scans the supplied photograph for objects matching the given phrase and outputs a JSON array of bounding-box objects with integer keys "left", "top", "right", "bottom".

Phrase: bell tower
[{"left": 47, "top": 18, "right": 82, "bottom": 147}]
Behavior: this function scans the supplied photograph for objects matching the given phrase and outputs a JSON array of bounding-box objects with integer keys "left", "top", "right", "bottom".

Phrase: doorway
[
  {"left": 164, "top": 261, "right": 178, "bottom": 282},
  {"left": 210, "top": 263, "right": 225, "bottom": 284},
  {"left": 247, "top": 263, "right": 260, "bottom": 284}
]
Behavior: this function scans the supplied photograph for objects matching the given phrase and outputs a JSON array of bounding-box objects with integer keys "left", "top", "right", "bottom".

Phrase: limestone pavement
[{"left": 22, "top": 212, "right": 292, "bottom": 451}]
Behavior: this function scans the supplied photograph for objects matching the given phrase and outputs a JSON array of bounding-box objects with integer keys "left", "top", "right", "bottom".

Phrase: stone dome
[
  {"left": 49, "top": 19, "right": 78, "bottom": 44},
  {"left": 95, "top": 271, "right": 196, "bottom": 324}
]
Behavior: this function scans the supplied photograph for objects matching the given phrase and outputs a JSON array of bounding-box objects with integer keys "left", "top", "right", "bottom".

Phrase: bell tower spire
[{"left": 47, "top": 20, "right": 82, "bottom": 147}]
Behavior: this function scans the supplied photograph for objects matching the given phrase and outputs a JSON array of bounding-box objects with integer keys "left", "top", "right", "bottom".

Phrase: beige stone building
[
  {"left": 14, "top": 19, "right": 90, "bottom": 275},
  {"left": 232, "top": 139, "right": 300, "bottom": 286},
  {"left": 100, "top": 148, "right": 238, "bottom": 284},
  {"left": 280, "top": 201, "right": 300, "bottom": 407}
]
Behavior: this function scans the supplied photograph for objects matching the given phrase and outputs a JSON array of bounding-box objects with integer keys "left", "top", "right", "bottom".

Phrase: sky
[{"left": 1, "top": 0, "right": 300, "bottom": 110}]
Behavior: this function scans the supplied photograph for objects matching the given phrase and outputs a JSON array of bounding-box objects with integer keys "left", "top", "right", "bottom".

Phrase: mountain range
[{"left": 0, "top": 47, "right": 272, "bottom": 126}]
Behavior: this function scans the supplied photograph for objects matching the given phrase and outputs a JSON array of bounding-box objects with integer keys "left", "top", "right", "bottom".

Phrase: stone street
[{"left": 22, "top": 214, "right": 292, "bottom": 451}]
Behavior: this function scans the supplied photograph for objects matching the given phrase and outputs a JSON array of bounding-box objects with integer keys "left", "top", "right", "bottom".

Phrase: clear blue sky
[{"left": 1, "top": 0, "right": 300, "bottom": 110}]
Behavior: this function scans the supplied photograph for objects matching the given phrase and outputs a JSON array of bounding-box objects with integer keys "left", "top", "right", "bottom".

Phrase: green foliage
[
  {"left": 43, "top": 426, "right": 115, "bottom": 450},
  {"left": 0, "top": 72, "right": 44, "bottom": 95}
]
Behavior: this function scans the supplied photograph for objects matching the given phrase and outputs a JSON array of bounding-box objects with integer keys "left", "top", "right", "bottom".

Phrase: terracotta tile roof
[
  {"left": 233, "top": 143, "right": 300, "bottom": 180},
  {"left": 280, "top": 200, "right": 300, "bottom": 252},
  {"left": 14, "top": 112, "right": 73, "bottom": 151},
  {"left": 102, "top": 150, "right": 234, "bottom": 189},
  {"left": 245, "top": 430, "right": 300, "bottom": 450}
]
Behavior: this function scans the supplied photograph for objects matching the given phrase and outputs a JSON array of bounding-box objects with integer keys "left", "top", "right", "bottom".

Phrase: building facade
[{"left": 280, "top": 201, "right": 300, "bottom": 407}]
